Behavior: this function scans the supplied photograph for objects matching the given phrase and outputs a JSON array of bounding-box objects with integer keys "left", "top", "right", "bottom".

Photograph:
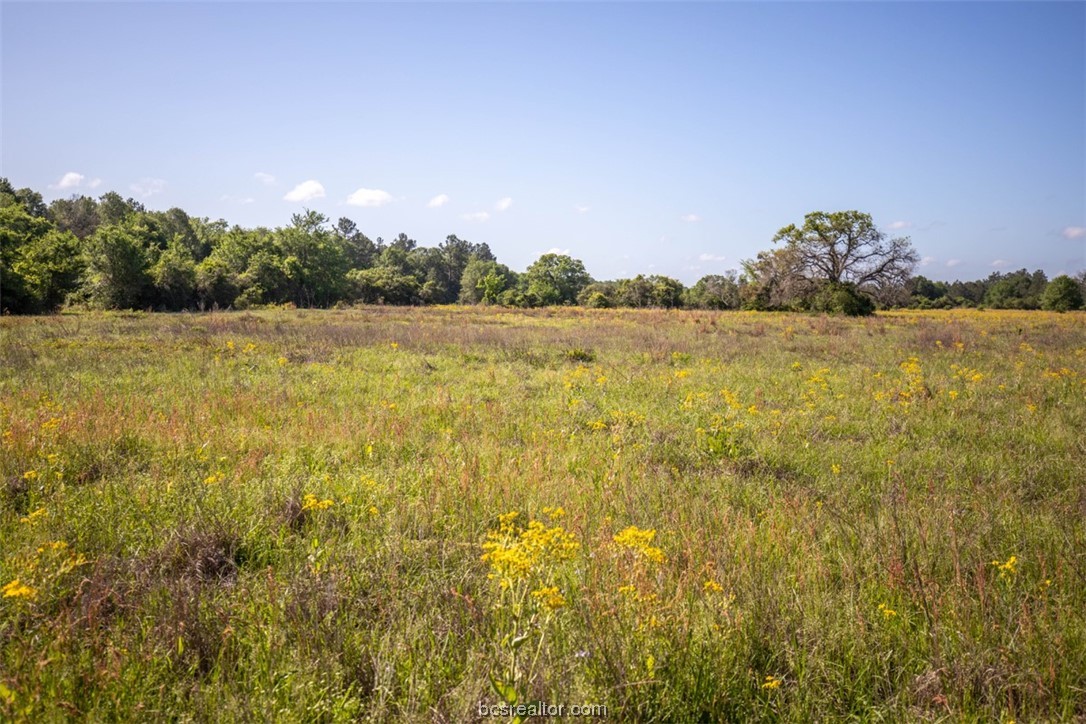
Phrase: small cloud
[
  {"left": 886, "top": 220, "right": 912, "bottom": 231},
  {"left": 681, "top": 214, "right": 702, "bottom": 223},
  {"left": 130, "top": 178, "right": 166, "bottom": 198},
  {"left": 946, "top": 259, "right": 962, "bottom": 268},
  {"left": 462, "top": 211, "right": 490, "bottom": 222},
  {"left": 991, "top": 259, "right": 1011, "bottom": 268},
  {"left": 427, "top": 193, "right": 450, "bottom": 208},
  {"left": 1062, "top": 226, "right": 1086, "bottom": 240},
  {"left": 51, "top": 172, "right": 85, "bottom": 190},
  {"left": 574, "top": 204, "right": 591, "bottom": 214},
  {"left": 221, "top": 194, "right": 255, "bottom": 204},
  {"left": 698, "top": 253, "right": 727, "bottom": 262},
  {"left": 347, "top": 187, "right": 394, "bottom": 207},
  {"left": 283, "top": 180, "right": 325, "bottom": 202},
  {"left": 545, "top": 247, "right": 570, "bottom": 256},
  {"left": 254, "top": 172, "right": 276, "bottom": 186},
  {"left": 919, "top": 256, "right": 935, "bottom": 267},
  {"left": 495, "top": 197, "right": 513, "bottom": 212},
  {"left": 87, "top": 178, "right": 102, "bottom": 189}
]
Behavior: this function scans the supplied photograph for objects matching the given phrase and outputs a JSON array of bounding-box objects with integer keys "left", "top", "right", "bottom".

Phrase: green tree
[
  {"left": 82, "top": 224, "right": 152, "bottom": 309},
  {"left": 195, "top": 257, "right": 239, "bottom": 309},
  {"left": 151, "top": 240, "right": 197, "bottom": 310},
  {"left": 0, "top": 204, "right": 74, "bottom": 312},
  {"left": 686, "top": 272, "right": 742, "bottom": 310},
  {"left": 14, "top": 229, "right": 84, "bottom": 311},
  {"left": 347, "top": 266, "right": 420, "bottom": 305},
  {"left": 334, "top": 217, "right": 380, "bottom": 269},
  {"left": 48, "top": 195, "right": 101, "bottom": 239},
  {"left": 771, "top": 210, "right": 918, "bottom": 300},
  {"left": 458, "top": 258, "right": 516, "bottom": 304},
  {"left": 576, "top": 281, "right": 619, "bottom": 308},
  {"left": 984, "top": 269, "right": 1048, "bottom": 309},
  {"left": 1040, "top": 275, "right": 1084, "bottom": 311},
  {"left": 276, "top": 209, "right": 350, "bottom": 306},
  {"left": 521, "top": 253, "right": 592, "bottom": 306}
]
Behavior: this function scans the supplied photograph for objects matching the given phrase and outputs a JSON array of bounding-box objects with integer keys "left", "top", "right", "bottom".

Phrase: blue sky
[{"left": 2, "top": 2, "right": 1083, "bottom": 283}]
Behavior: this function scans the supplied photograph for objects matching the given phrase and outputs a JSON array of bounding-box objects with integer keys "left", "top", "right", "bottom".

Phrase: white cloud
[
  {"left": 919, "top": 256, "right": 935, "bottom": 267},
  {"left": 886, "top": 220, "right": 912, "bottom": 231},
  {"left": 283, "top": 180, "right": 325, "bottom": 202},
  {"left": 254, "top": 172, "right": 276, "bottom": 186},
  {"left": 495, "top": 197, "right": 513, "bottom": 212},
  {"left": 946, "top": 259, "right": 962, "bottom": 268},
  {"left": 52, "top": 172, "right": 85, "bottom": 190},
  {"left": 1062, "top": 226, "right": 1086, "bottom": 240},
  {"left": 87, "top": 178, "right": 102, "bottom": 189},
  {"left": 221, "top": 195, "right": 255, "bottom": 204},
  {"left": 130, "top": 178, "right": 166, "bottom": 198},
  {"left": 346, "top": 188, "right": 394, "bottom": 207},
  {"left": 991, "top": 259, "right": 1011, "bottom": 268},
  {"left": 574, "top": 204, "right": 591, "bottom": 214},
  {"left": 681, "top": 214, "right": 702, "bottom": 223},
  {"left": 545, "top": 247, "right": 570, "bottom": 255},
  {"left": 462, "top": 211, "right": 490, "bottom": 222},
  {"left": 698, "top": 253, "right": 727, "bottom": 262},
  {"left": 427, "top": 193, "right": 450, "bottom": 208}
]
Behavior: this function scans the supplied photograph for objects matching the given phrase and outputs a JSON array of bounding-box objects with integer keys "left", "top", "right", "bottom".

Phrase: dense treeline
[{"left": 2, "top": 179, "right": 1083, "bottom": 313}]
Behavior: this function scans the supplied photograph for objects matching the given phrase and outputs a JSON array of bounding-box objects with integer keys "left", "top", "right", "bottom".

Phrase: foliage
[
  {"left": 809, "top": 281, "right": 876, "bottom": 316},
  {"left": 1, "top": 180, "right": 1080, "bottom": 315},
  {"left": 772, "top": 210, "right": 920, "bottom": 289},
  {"left": 1040, "top": 274, "right": 1084, "bottom": 311},
  {"left": 520, "top": 253, "right": 593, "bottom": 306}
]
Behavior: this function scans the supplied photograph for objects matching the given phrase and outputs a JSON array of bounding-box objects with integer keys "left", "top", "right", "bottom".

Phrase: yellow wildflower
[
  {"left": 2, "top": 579, "right": 36, "bottom": 600},
  {"left": 531, "top": 586, "right": 567, "bottom": 610},
  {"left": 877, "top": 602, "right": 897, "bottom": 619},
  {"left": 19, "top": 507, "right": 47, "bottom": 524},
  {"left": 302, "top": 494, "right": 334, "bottom": 511},
  {"left": 762, "top": 675, "right": 782, "bottom": 690},
  {"left": 613, "top": 526, "right": 666, "bottom": 564},
  {"left": 542, "top": 506, "right": 566, "bottom": 520},
  {"left": 992, "top": 555, "right": 1017, "bottom": 580}
]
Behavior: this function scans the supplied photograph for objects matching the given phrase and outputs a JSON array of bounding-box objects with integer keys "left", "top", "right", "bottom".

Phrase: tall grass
[{"left": 1, "top": 306, "right": 1084, "bottom": 721}]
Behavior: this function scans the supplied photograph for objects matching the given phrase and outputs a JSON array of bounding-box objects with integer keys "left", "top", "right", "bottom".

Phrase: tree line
[{"left": 2, "top": 179, "right": 1083, "bottom": 314}]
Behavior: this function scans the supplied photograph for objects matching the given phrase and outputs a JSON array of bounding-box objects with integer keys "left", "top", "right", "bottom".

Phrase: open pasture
[{"left": 1, "top": 307, "right": 1084, "bottom": 721}]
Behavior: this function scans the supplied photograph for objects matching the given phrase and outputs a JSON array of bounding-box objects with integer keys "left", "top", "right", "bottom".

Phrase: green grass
[{"left": 2, "top": 306, "right": 1084, "bottom": 721}]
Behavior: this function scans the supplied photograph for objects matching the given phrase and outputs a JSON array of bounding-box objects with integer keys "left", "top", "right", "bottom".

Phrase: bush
[
  {"left": 810, "top": 282, "right": 875, "bottom": 316},
  {"left": 1040, "top": 275, "right": 1084, "bottom": 312}
]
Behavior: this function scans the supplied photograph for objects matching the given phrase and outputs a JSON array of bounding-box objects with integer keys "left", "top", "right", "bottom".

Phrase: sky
[{"left": 2, "top": 1, "right": 1083, "bottom": 284}]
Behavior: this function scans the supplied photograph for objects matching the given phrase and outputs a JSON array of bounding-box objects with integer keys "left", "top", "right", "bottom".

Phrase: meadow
[{"left": 1, "top": 306, "right": 1084, "bottom": 722}]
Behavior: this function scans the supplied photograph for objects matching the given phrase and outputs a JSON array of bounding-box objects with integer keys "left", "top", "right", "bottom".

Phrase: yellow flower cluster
[
  {"left": 992, "top": 555, "right": 1017, "bottom": 581},
  {"left": 613, "top": 526, "right": 666, "bottom": 564},
  {"left": 19, "top": 508, "right": 47, "bottom": 525},
  {"left": 2, "top": 579, "right": 36, "bottom": 600},
  {"left": 951, "top": 364, "right": 985, "bottom": 384},
  {"left": 481, "top": 512, "right": 580, "bottom": 588},
  {"left": 530, "top": 586, "right": 567, "bottom": 610},
  {"left": 302, "top": 494, "right": 335, "bottom": 511},
  {"left": 761, "top": 675, "right": 782, "bottom": 690},
  {"left": 878, "top": 602, "right": 897, "bottom": 619}
]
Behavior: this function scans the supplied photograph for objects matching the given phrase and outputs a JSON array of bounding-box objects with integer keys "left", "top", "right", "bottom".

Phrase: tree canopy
[{"left": 0, "top": 180, "right": 1079, "bottom": 314}]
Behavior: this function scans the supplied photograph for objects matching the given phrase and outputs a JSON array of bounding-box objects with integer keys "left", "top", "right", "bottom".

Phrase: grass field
[{"left": 2, "top": 307, "right": 1085, "bottom": 721}]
